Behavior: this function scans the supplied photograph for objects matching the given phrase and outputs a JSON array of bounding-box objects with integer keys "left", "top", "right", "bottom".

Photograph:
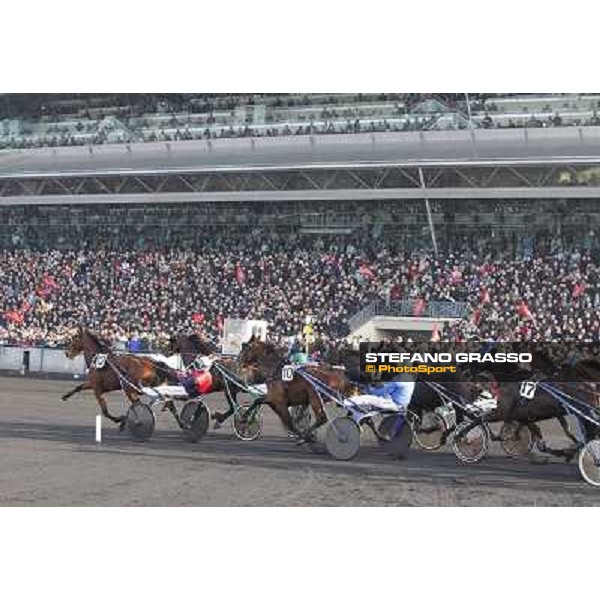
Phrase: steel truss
[{"left": 2, "top": 162, "right": 600, "bottom": 200}]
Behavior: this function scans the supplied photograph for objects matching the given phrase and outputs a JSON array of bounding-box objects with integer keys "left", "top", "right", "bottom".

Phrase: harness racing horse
[
  {"left": 63, "top": 327, "right": 179, "bottom": 428},
  {"left": 237, "top": 336, "right": 355, "bottom": 443},
  {"left": 474, "top": 354, "right": 600, "bottom": 461},
  {"left": 167, "top": 333, "right": 245, "bottom": 428}
]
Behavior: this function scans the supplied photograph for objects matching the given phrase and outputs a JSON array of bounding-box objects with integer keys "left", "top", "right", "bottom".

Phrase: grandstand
[
  {"left": 1, "top": 93, "right": 600, "bottom": 149},
  {"left": 2, "top": 93, "right": 600, "bottom": 350}
]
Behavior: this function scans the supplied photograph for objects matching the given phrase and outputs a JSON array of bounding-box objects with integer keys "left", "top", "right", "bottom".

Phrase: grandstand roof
[{"left": 1, "top": 127, "right": 600, "bottom": 178}]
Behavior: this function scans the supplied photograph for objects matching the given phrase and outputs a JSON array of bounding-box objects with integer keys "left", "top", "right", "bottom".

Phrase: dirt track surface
[{"left": 1, "top": 376, "right": 599, "bottom": 506}]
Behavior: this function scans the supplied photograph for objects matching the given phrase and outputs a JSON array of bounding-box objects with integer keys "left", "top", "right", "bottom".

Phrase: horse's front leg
[
  {"left": 62, "top": 381, "right": 92, "bottom": 401},
  {"left": 531, "top": 421, "right": 577, "bottom": 462},
  {"left": 363, "top": 417, "right": 388, "bottom": 443},
  {"left": 557, "top": 414, "right": 581, "bottom": 446},
  {"left": 266, "top": 396, "right": 302, "bottom": 439},
  {"left": 165, "top": 400, "right": 183, "bottom": 428},
  {"left": 212, "top": 389, "right": 237, "bottom": 428},
  {"left": 299, "top": 392, "right": 328, "bottom": 443},
  {"left": 94, "top": 391, "right": 125, "bottom": 426}
]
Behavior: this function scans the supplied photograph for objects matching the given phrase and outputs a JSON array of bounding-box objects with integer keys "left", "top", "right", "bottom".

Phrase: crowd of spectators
[{"left": 2, "top": 227, "right": 600, "bottom": 351}]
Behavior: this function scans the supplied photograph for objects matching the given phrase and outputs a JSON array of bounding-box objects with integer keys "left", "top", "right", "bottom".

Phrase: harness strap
[
  {"left": 212, "top": 361, "right": 265, "bottom": 397},
  {"left": 538, "top": 382, "right": 600, "bottom": 427},
  {"left": 104, "top": 357, "right": 144, "bottom": 394}
]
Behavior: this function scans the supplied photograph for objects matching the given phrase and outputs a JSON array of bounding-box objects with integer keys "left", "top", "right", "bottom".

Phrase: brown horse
[
  {"left": 237, "top": 336, "right": 355, "bottom": 442},
  {"left": 63, "top": 327, "right": 179, "bottom": 427},
  {"left": 476, "top": 357, "right": 600, "bottom": 461}
]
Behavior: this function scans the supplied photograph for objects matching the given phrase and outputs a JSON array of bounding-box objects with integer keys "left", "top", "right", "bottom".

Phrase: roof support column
[{"left": 419, "top": 167, "right": 438, "bottom": 257}]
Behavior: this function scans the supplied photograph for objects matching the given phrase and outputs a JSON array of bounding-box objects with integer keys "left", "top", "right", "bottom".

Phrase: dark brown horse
[
  {"left": 237, "top": 336, "right": 355, "bottom": 442},
  {"left": 475, "top": 356, "right": 600, "bottom": 460},
  {"left": 63, "top": 327, "right": 179, "bottom": 427}
]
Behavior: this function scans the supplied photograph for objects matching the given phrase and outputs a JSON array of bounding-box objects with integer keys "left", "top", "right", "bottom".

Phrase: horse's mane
[
  {"left": 244, "top": 337, "right": 285, "bottom": 361},
  {"left": 83, "top": 329, "right": 112, "bottom": 351},
  {"left": 571, "top": 358, "right": 600, "bottom": 384},
  {"left": 186, "top": 333, "right": 218, "bottom": 354}
]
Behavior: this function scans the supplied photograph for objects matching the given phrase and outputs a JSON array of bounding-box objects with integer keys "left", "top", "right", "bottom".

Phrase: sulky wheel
[
  {"left": 500, "top": 421, "right": 534, "bottom": 457},
  {"left": 451, "top": 418, "right": 490, "bottom": 464},
  {"left": 325, "top": 416, "right": 361, "bottom": 461},
  {"left": 126, "top": 402, "right": 156, "bottom": 442},
  {"left": 408, "top": 410, "right": 447, "bottom": 451},
  {"left": 180, "top": 400, "right": 210, "bottom": 443},
  {"left": 578, "top": 440, "right": 600, "bottom": 487},
  {"left": 379, "top": 414, "right": 413, "bottom": 459},
  {"left": 233, "top": 404, "right": 262, "bottom": 441}
]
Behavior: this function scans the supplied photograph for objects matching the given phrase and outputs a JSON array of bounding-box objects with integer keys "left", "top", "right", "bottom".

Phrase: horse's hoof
[
  {"left": 118, "top": 420, "right": 127, "bottom": 432},
  {"left": 296, "top": 435, "right": 314, "bottom": 446},
  {"left": 61, "top": 395, "right": 69, "bottom": 402},
  {"left": 213, "top": 421, "right": 222, "bottom": 430}
]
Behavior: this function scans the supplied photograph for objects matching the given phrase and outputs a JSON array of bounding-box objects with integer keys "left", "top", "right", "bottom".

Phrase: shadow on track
[{"left": 0, "top": 418, "right": 593, "bottom": 497}]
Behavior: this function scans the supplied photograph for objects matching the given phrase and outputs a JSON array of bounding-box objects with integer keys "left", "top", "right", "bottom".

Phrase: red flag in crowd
[
  {"left": 517, "top": 300, "right": 533, "bottom": 321},
  {"left": 430, "top": 323, "right": 441, "bottom": 342},
  {"left": 413, "top": 297, "right": 426, "bottom": 317},
  {"left": 192, "top": 312, "right": 205, "bottom": 325},
  {"left": 471, "top": 308, "right": 482, "bottom": 326},
  {"left": 43, "top": 274, "right": 58, "bottom": 290},
  {"left": 216, "top": 314, "right": 224, "bottom": 332},
  {"left": 235, "top": 264, "right": 246, "bottom": 284},
  {"left": 408, "top": 263, "right": 419, "bottom": 281},
  {"left": 358, "top": 263, "right": 375, "bottom": 279},
  {"left": 5, "top": 310, "right": 24, "bottom": 325},
  {"left": 480, "top": 288, "right": 491, "bottom": 304},
  {"left": 573, "top": 282, "right": 586, "bottom": 298}
]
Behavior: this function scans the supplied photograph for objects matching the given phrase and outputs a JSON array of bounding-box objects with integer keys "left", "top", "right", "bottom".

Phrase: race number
[
  {"left": 93, "top": 354, "right": 108, "bottom": 369},
  {"left": 282, "top": 365, "right": 295, "bottom": 382},
  {"left": 519, "top": 381, "right": 537, "bottom": 400}
]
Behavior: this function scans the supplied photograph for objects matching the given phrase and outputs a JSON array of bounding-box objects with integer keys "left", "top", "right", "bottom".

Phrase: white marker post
[{"left": 95, "top": 415, "right": 102, "bottom": 443}]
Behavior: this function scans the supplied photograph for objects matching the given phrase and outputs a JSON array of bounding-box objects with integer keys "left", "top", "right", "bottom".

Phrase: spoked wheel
[
  {"left": 325, "top": 416, "right": 361, "bottom": 461},
  {"left": 578, "top": 440, "right": 600, "bottom": 487},
  {"left": 180, "top": 400, "right": 210, "bottom": 443},
  {"left": 451, "top": 418, "right": 490, "bottom": 464},
  {"left": 409, "top": 410, "right": 447, "bottom": 451},
  {"left": 379, "top": 414, "right": 413, "bottom": 459},
  {"left": 233, "top": 404, "right": 262, "bottom": 441},
  {"left": 500, "top": 421, "right": 534, "bottom": 457},
  {"left": 126, "top": 402, "right": 156, "bottom": 442}
]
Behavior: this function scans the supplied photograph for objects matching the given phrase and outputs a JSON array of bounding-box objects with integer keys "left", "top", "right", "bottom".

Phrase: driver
[{"left": 348, "top": 376, "right": 416, "bottom": 413}]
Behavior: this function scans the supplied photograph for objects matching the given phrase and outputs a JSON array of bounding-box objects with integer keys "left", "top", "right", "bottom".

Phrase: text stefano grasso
[{"left": 363, "top": 352, "right": 532, "bottom": 364}]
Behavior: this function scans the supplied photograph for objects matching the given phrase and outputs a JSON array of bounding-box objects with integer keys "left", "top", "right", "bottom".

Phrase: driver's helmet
[{"left": 292, "top": 352, "right": 309, "bottom": 364}]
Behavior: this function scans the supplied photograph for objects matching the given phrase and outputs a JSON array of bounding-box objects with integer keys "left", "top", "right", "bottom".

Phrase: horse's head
[
  {"left": 570, "top": 357, "right": 600, "bottom": 386},
  {"left": 189, "top": 333, "right": 217, "bottom": 356},
  {"left": 238, "top": 335, "right": 280, "bottom": 383},
  {"left": 64, "top": 326, "right": 85, "bottom": 359}
]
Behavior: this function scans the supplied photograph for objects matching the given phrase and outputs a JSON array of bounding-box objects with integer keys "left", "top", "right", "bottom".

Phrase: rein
[{"left": 538, "top": 382, "right": 600, "bottom": 427}]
